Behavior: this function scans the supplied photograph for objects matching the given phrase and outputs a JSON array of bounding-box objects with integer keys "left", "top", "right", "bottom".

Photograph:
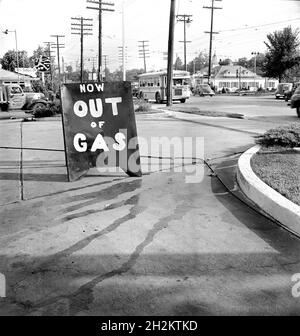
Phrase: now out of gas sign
[{"left": 61, "top": 82, "right": 142, "bottom": 182}]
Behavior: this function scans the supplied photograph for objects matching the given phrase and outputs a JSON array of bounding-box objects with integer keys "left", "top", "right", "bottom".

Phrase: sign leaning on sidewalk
[{"left": 61, "top": 82, "right": 142, "bottom": 182}]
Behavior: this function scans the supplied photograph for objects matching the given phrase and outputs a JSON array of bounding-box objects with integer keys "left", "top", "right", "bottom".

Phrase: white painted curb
[{"left": 237, "top": 145, "right": 300, "bottom": 236}]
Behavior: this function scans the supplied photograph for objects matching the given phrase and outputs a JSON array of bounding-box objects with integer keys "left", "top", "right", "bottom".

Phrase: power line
[
  {"left": 138, "top": 40, "right": 150, "bottom": 72},
  {"left": 203, "top": 0, "right": 222, "bottom": 84},
  {"left": 176, "top": 14, "right": 193, "bottom": 71},
  {"left": 86, "top": 0, "right": 115, "bottom": 81},
  {"left": 71, "top": 17, "right": 93, "bottom": 82},
  {"left": 50, "top": 35, "right": 65, "bottom": 88}
]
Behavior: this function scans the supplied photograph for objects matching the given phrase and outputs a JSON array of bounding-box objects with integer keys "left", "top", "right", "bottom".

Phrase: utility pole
[
  {"left": 118, "top": 46, "right": 128, "bottom": 77},
  {"left": 2, "top": 29, "right": 19, "bottom": 82},
  {"left": 204, "top": 0, "right": 222, "bottom": 84},
  {"left": 43, "top": 41, "right": 55, "bottom": 89},
  {"left": 102, "top": 54, "right": 108, "bottom": 80},
  {"left": 176, "top": 14, "right": 192, "bottom": 71},
  {"left": 122, "top": 0, "right": 126, "bottom": 81},
  {"left": 138, "top": 40, "right": 150, "bottom": 72},
  {"left": 50, "top": 35, "right": 65, "bottom": 89},
  {"left": 167, "top": 0, "right": 176, "bottom": 107},
  {"left": 87, "top": 0, "right": 115, "bottom": 81},
  {"left": 251, "top": 51, "right": 260, "bottom": 90},
  {"left": 71, "top": 16, "right": 93, "bottom": 82}
]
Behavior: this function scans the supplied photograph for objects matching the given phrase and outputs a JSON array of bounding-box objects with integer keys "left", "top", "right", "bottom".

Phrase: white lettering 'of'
[
  {"left": 74, "top": 101, "right": 88, "bottom": 117},
  {"left": 89, "top": 98, "right": 103, "bottom": 118},
  {"left": 105, "top": 97, "right": 122, "bottom": 116}
]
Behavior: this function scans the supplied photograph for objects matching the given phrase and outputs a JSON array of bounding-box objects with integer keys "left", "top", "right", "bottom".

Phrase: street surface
[{"left": 0, "top": 94, "right": 299, "bottom": 315}]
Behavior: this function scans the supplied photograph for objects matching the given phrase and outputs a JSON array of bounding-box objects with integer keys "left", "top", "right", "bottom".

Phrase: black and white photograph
[{"left": 0, "top": 0, "right": 300, "bottom": 322}]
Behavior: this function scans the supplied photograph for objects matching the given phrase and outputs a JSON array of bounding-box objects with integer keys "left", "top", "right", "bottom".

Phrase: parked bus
[{"left": 138, "top": 70, "right": 191, "bottom": 103}]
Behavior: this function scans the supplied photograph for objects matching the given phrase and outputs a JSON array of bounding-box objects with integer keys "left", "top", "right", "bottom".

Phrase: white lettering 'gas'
[{"left": 73, "top": 133, "right": 87, "bottom": 152}]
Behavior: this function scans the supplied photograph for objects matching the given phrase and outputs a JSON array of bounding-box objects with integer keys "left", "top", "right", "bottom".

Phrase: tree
[
  {"left": 174, "top": 56, "right": 184, "bottom": 70},
  {"left": 0, "top": 50, "right": 30, "bottom": 71},
  {"left": 219, "top": 58, "right": 232, "bottom": 66},
  {"left": 263, "top": 26, "right": 300, "bottom": 82},
  {"left": 187, "top": 51, "right": 209, "bottom": 73},
  {"left": 236, "top": 57, "right": 248, "bottom": 68}
]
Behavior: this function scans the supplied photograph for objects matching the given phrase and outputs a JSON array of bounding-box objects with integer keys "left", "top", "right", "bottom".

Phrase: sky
[{"left": 0, "top": 0, "right": 299, "bottom": 72}]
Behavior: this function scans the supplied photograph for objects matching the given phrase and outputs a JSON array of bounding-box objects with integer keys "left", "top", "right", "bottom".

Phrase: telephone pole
[
  {"left": 43, "top": 41, "right": 55, "bottom": 89},
  {"left": 176, "top": 14, "right": 192, "bottom": 71},
  {"left": 50, "top": 35, "right": 65, "bottom": 89},
  {"left": 71, "top": 17, "right": 93, "bottom": 82},
  {"left": 204, "top": 0, "right": 222, "bottom": 84},
  {"left": 138, "top": 40, "right": 150, "bottom": 72},
  {"left": 167, "top": 0, "right": 176, "bottom": 107},
  {"left": 87, "top": 0, "right": 115, "bottom": 81},
  {"left": 251, "top": 51, "right": 260, "bottom": 89}
]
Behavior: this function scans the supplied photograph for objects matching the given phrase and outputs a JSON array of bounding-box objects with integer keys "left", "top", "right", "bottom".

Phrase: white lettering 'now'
[{"left": 79, "top": 83, "right": 105, "bottom": 93}]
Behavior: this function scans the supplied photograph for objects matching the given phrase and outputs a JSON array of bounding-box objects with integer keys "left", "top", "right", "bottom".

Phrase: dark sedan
[{"left": 290, "top": 86, "right": 300, "bottom": 117}]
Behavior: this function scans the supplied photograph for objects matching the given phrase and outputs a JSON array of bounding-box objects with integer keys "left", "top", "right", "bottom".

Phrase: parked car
[
  {"left": 275, "top": 83, "right": 293, "bottom": 99},
  {"left": 195, "top": 84, "right": 215, "bottom": 97},
  {"left": 290, "top": 85, "right": 300, "bottom": 117},
  {"left": 284, "top": 82, "right": 300, "bottom": 101}
]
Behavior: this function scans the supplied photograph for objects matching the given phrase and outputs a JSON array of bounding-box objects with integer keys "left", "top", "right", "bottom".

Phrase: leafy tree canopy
[{"left": 263, "top": 26, "right": 300, "bottom": 82}]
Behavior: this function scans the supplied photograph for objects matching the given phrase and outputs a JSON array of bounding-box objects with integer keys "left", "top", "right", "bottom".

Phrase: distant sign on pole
[
  {"left": 61, "top": 82, "right": 142, "bottom": 182},
  {"left": 34, "top": 55, "right": 51, "bottom": 72}
]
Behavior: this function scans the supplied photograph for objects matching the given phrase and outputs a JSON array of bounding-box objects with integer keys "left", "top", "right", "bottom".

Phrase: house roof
[
  {"left": 0, "top": 68, "right": 35, "bottom": 81},
  {"left": 196, "top": 65, "right": 263, "bottom": 79},
  {"left": 214, "top": 65, "right": 263, "bottom": 79}
]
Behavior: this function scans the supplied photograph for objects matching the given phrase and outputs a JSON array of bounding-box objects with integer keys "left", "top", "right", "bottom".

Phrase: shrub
[
  {"left": 32, "top": 107, "right": 55, "bottom": 118},
  {"left": 135, "top": 99, "right": 152, "bottom": 112},
  {"left": 255, "top": 123, "right": 300, "bottom": 148}
]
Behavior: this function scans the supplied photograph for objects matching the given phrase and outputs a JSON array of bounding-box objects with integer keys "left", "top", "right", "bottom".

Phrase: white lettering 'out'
[
  {"left": 105, "top": 97, "right": 122, "bottom": 116},
  {"left": 74, "top": 101, "right": 88, "bottom": 117},
  {"left": 89, "top": 98, "right": 103, "bottom": 118}
]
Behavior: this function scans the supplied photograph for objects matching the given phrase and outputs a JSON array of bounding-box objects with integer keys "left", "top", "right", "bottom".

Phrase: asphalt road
[{"left": 0, "top": 95, "right": 299, "bottom": 315}]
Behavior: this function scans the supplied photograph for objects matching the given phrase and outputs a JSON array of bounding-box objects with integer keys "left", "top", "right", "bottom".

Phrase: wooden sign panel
[{"left": 61, "top": 82, "right": 142, "bottom": 181}]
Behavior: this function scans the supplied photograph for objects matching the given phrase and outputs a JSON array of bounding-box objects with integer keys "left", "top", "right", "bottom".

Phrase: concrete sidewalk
[{"left": 1, "top": 114, "right": 300, "bottom": 316}]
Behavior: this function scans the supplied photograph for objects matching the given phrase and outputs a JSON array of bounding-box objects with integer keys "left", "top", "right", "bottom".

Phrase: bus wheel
[
  {"left": 155, "top": 92, "right": 162, "bottom": 104},
  {"left": 297, "top": 107, "right": 300, "bottom": 118},
  {"left": 180, "top": 99, "right": 186, "bottom": 103}
]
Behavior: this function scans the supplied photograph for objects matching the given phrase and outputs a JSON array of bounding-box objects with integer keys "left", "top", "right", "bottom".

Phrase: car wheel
[
  {"left": 180, "top": 99, "right": 186, "bottom": 103},
  {"left": 155, "top": 92, "right": 162, "bottom": 104},
  {"left": 297, "top": 107, "right": 300, "bottom": 118}
]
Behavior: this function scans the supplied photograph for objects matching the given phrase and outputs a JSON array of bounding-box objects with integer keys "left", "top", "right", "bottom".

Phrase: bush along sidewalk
[
  {"left": 255, "top": 123, "right": 300, "bottom": 148},
  {"left": 31, "top": 103, "right": 62, "bottom": 119},
  {"left": 251, "top": 123, "right": 300, "bottom": 206}
]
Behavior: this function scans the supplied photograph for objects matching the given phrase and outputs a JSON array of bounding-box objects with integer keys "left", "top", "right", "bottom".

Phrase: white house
[{"left": 192, "top": 64, "right": 278, "bottom": 92}]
